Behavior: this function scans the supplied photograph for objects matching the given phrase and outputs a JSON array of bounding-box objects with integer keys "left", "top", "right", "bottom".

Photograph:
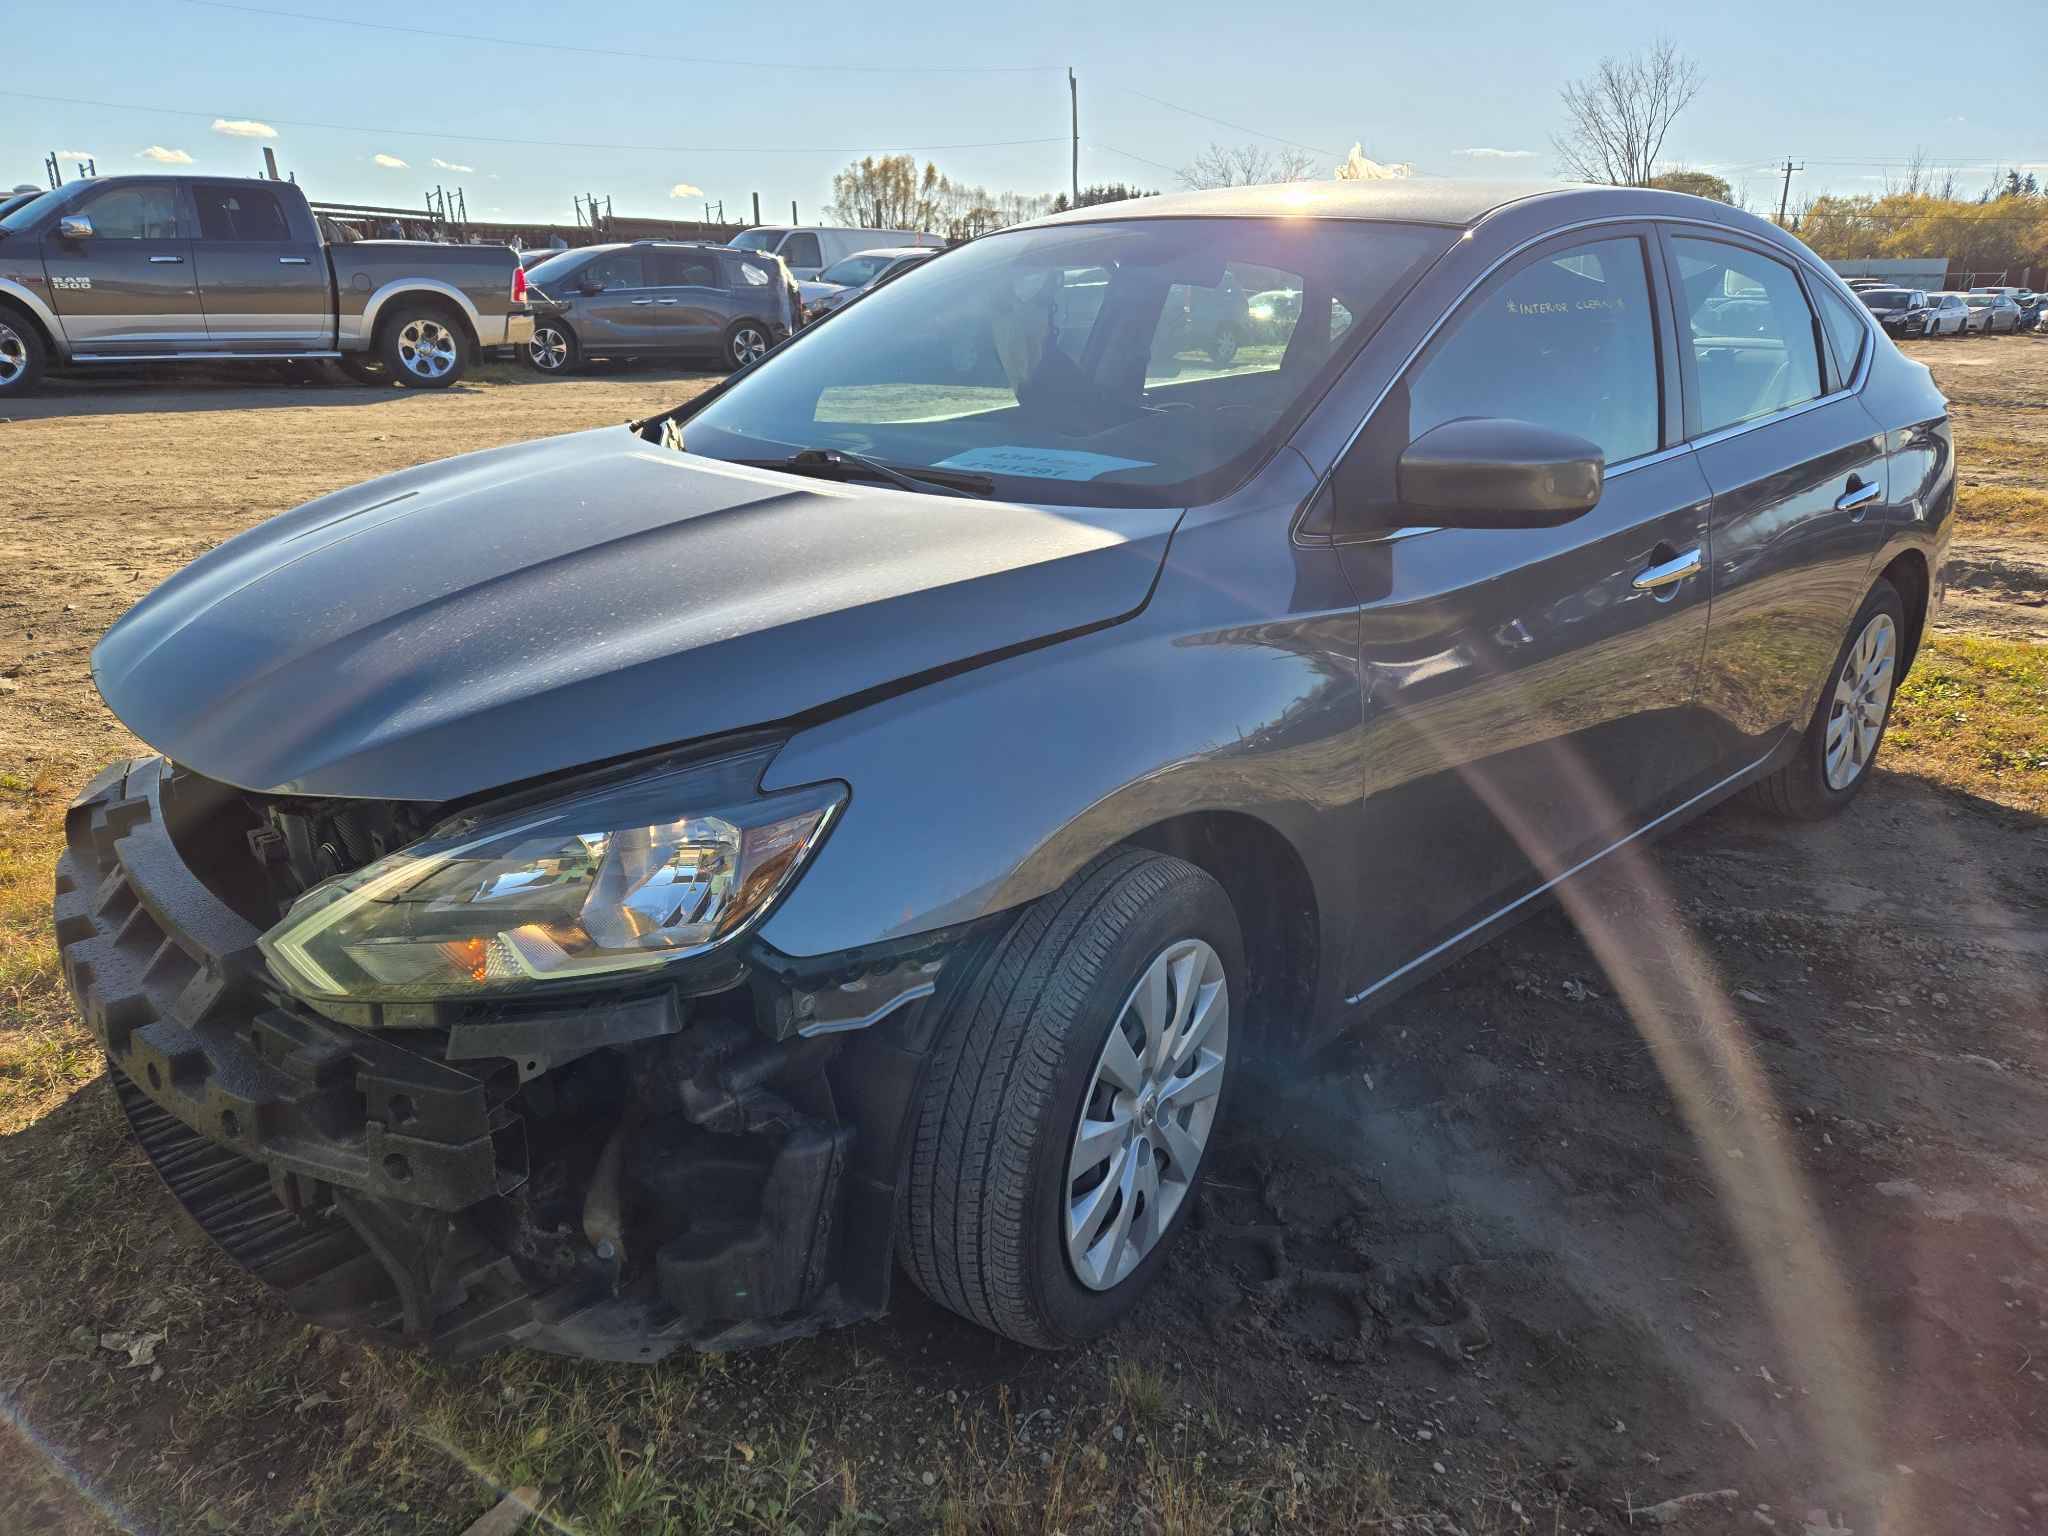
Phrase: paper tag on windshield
[{"left": 933, "top": 447, "right": 1153, "bottom": 482}]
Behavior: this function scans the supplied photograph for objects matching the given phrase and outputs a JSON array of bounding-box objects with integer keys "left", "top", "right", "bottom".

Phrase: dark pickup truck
[{"left": 0, "top": 174, "right": 531, "bottom": 395}]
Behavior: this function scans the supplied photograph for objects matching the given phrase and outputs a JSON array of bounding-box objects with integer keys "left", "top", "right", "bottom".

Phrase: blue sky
[{"left": 4, "top": 0, "right": 2042, "bottom": 225}]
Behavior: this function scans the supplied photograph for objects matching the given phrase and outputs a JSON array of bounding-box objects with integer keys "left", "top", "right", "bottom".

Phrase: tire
[
  {"left": 377, "top": 304, "right": 468, "bottom": 388},
  {"left": 525, "top": 320, "right": 579, "bottom": 375},
  {"left": 1746, "top": 578, "right": 1906, "bottom": 820},
  {"left": 1207, "top": 325, "right": 1240, "bottom": 367},
  {"left": 0, "top": 311, "right": 47, "bottom": 398},
  {"left": 897, "top": 850, "right": 1242, "bottom": 1348},
  {"left": 723, "top": 319, "right": 771, "bottom": 372}
]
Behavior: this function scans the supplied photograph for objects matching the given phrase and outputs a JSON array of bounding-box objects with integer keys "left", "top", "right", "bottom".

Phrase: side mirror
[
  {"left": 579, "top": 278, "right": 606, "bottom": 296},
  {"left": 1396, "top": 417, "right": 1605, "bottom": 529},
  {"left": 58, "top": 214, "right": 93, "bottom": 241}
]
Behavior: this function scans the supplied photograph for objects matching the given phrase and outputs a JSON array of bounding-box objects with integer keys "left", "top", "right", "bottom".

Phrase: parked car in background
[
  {"left": 801, "top": 246, "right": 941, "bottom": 319},
  {"left": 0, "top": 174, "right": 530, "bottom": 395},
  {"left": 0, "top": 189, "right": 44, "bottom": 222},
  {"left": 1856, "top": 287, "right": 1934, "bottom": 337},
  {"left": 54, "top": 180, "right": 1950, "bottom": 1361},
  {"left": 726, "top": 225, "right": 943, "bottom": 280},
  {"left": 1929, "top": 291, "right": 1992, "bottom": 334},
  {"left": 522, "top": 239, "right": 801, "bottom": 373},
  {"left": 1965, "top": 290, "right": 2023, "bottom": 332},
  {"left": 2013, "top": 291, "right": 2043, "bottom": 328},
  {"left": 1920, "top": 292, "right": 1971, "bottom": 337}
]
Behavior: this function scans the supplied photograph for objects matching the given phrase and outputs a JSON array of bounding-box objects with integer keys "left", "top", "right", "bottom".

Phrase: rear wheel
[
  {"left": 378, "top": 305, "right": 468, "bottom": 388},
  {"left": 1207, "top": 325, "right": 1240, "bottom": 366},
  {"left": 897, "top": 850, "right": 1240, "bottom": 1348},
  {"left": 723, "top": 320, "right": 771, "bottom": 372},
  {"left": 0, "top": 313, "right": 47, "bottom": 398},
  {"left": 1747, "top": 579, "right": 1905, "bottom": 819}
]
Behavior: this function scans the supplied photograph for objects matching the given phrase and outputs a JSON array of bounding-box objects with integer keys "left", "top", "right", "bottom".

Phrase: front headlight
[{"left": 258, "top": 750, "right": 843, "bottom": 1004}]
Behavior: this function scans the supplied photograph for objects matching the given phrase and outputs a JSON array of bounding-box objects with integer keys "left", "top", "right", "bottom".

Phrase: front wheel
[
  {"left": 378, "top": 306, "right": 468, "bottom": 388},
  {"left": 723, "top": 320, "right": 771, "bottom": 372},
  {"left": 1746, "top": 578, "right": 1905, "bottom": 819},
  {"left": 897, "top": 850, "right": 1241, "bottom": 1348},
  {"left": 1207, "top": 325, "right": 1240, "bottom": 367},
  {"left": 525, "top": 321, "right": 579, "bottom": 375}
]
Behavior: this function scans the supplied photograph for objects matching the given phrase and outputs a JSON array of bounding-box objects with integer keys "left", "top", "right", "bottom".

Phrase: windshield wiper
[{"left": 742, "top": 448, "right": 994, "bottom": 499}]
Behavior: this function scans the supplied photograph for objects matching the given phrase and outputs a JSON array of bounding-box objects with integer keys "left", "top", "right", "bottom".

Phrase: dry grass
[
  {"left": 1889, "top": 631, "right": 2048, "bottom": 812},
  {"left": 1954, "top": 482, "right": 2048, "bottom": 538}
]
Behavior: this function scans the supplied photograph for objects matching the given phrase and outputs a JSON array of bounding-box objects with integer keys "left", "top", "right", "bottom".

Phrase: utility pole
[
  {"left": 262, "top": 146, "right": 280, "bottom": 180},
  {"left": 791, "top": 199, "right": 798, "bottom": 224},
  {"left": 1068, "top": 68, "right": 1079, "bottom": 206},
  {"left": 1776, "top": 158, "right": 1804, "bottom": 226},
  {"left": 752, "top": 191, "right": 760, "bottom": 226}
]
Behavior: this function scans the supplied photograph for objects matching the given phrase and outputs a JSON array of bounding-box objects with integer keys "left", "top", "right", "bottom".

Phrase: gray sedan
[
  {"left": 801, "top": 245, "right": 941, "bottom": 319},
  {"left": 521, "top": 239, "right": 801, "bottom": 373},
  {"left": 56, "top": 180, "right": 1950, "bottom": 1360}
]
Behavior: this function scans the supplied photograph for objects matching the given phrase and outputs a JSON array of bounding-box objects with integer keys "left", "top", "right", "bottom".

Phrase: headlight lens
[{"left": 258, "top": 753, "right": 843, "bottom": 1003}]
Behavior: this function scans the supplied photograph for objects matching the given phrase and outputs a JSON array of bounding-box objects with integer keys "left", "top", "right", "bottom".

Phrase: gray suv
[{"left": 522, "top": 240, "right": 799, "bottom": 374}]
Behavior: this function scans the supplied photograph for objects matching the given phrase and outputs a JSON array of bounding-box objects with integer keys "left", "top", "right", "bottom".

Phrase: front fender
[
  {"left": 0, "top": 275, "right": 64, "bottom": 354},
  {"left": 756, "top": 476, "right": 1364, "bottom": 1020}
]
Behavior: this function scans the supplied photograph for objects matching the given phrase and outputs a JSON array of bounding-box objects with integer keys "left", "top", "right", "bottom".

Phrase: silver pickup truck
[{"left": 0, "top": 174, "right": 531, "bottom": 395}]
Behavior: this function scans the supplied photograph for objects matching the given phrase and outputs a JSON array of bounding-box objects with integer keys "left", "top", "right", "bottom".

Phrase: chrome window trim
[{"left": 1298, "top": 211, "right": 1873, "bottom": 547}]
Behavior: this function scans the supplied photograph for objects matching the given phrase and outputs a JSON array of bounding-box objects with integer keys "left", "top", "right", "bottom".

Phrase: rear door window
[
  {"left": 192, "top": 184, "right": 293, "bottom": 242},
  {"left": 653, "top": 249, "right": 721, "bottom": 287},
  {"left": 1672, "top": 237, "right": 1823, "bottom": 434},
  {"left": 1405, "top": 235, "right": 1662, "bottom": 465}
]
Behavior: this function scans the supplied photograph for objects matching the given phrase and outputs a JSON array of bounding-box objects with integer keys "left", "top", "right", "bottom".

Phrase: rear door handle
[
  {"left": 149, "top": 255, "right": 184, "bottom": 264},
  {"left": 655, "top": 298, "right": 678, "bottom": 305},
  {"left": 1836, "top": 478, "right": 1881, "bottom": 513},
  {"left": 1633, "top": 547, "right": 1702, "bottom": 591},
  {"left": 630, "top": 298, "right": 655, "bottom": 306},
  {"left": 279, "top": 255, "right": 310, "bottom": 265}
]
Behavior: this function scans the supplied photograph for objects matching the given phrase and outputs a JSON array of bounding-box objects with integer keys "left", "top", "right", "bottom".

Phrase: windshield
[
  {"left": 728, "top": 229, "right": 783, "bottom": 252},
  {"left": 1859, "top": 290, "right": 1910, "bottom": 308},
  {"left": 0, "top": 186, "right": 67, "bottom": 234},
  {"left": 819, "top": 252, "right": 894, "bottom": 286},
  {"left": 1966, "top": 294, "right": 1993, "bottom": 307},
  {"left": 674, "top": 216, "right": 1450, "bottom": 508}
]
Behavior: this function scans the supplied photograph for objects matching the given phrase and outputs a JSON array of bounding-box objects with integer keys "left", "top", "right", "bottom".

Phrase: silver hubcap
[
  {"left": 732, "top": 327, "right": 767, "bottom": 364},
  {"left": 529, "top": 327, "right": 569, "bottom": 370},
  {"left": 1065, "top": 937, "right": 1229, "bottom": 1292},
  {"left": 1825, "top": 611, "right": 1897, "bottom": 790},
  {"left": 396, "top": 318, "right": 458, "bottom": 379},
  {"left": 0, "top": 323, "right": 25, "bottom": 386}
]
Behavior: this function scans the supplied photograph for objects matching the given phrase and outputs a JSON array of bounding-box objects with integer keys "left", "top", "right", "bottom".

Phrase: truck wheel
[
  {"left": 1746, "top": 578, "right": 1905, "bottom": 820},
  {"left": 723, "top": 320, "right": 771, "bottom": 372},
  {"left": 1207, "top": 325, "right": 1240, "bottom": 367},
  {"left": 0, "top": 313, "right": 47, "bottom": 398},
  {"left": 379, "top": 306, "right": 467, "bottom": 388},
  {"left": 526, "top": 322, "right": 579, "bottom": 375},
  {"left": 897, "top": 850, "right": 1241, "bottom": 1348}
]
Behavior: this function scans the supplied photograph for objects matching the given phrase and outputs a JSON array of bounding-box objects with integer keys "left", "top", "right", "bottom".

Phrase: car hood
[{"left": 92, "top": 426, "right": 1179, "bottom": 802}]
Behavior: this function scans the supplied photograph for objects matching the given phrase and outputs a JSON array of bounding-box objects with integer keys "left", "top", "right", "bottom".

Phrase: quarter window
[
  {"left": 1812, "top": 282, "right": 1871, "bottom": 384},
  {"left": 654, "top": 250, "right": 720, "bottom": 286},
  {"left": 193, "top": 184, "right": 292, "bottom": 242},
  {"left": 1407, "top": 236, "right": 1661, "bottom": 465},
  {"left": 75, "top": 184, "right": 183, "bottom": 240},
  {"left": 1672, "top": 237, "right": 1823, "bottom": 434}
]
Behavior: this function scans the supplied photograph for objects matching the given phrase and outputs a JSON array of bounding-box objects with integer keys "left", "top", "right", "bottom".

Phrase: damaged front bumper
[{"left": 54, "top": 757, "right": 964, "bottom": 1360}]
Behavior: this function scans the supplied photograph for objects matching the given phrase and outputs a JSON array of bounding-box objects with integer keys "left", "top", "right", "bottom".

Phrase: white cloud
[
  {"left": 372, "top": 153, "right": 409, "bottom": 169},
  {"left": 1459, "top": 147, "right": 1538, "bottom": 160},
  {"left": 54, "top": 149, "right": 95, "bottom": 162},
  {"left": 212, "top": 117, "right": 277, "bottom": 139},
  {"left": 431, "top": 157, "right": 476, "bottom": 173},
  {"left": 669, "top": 181, "right": 705, "bottom": 199},
  {"left": 138, "top": 145, "right": 195, "bottom": 165}
]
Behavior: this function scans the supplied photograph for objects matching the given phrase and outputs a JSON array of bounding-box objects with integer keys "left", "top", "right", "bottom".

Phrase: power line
[
  {"left": 0, "top": 89, "right": 1067, "bottom": 156},
  {"left": 1105, "top": 86, "right": 1340, "bottom": 157},
  {"left": 1090, "top": 142, "right": 1182, "bottom": 176},
  {"left": 174, "top": 0, "right": 1064, "bottom": 72}
]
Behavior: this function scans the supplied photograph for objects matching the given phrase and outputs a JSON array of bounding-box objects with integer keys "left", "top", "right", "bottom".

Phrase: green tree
[
  {"left": 1048, "top": 183, "right": 1156, "bottom": 213},
  {"left": 1642, "top": 169, "right": 1734, "bottom": 203}
]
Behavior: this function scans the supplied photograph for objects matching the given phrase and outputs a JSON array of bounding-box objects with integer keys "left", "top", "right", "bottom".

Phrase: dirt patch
[{"left": 2, "top": 353, "right": 2045, "bottom": 1534}]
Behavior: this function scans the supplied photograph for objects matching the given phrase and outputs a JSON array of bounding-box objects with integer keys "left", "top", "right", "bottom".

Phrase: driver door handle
[
  {"left": 630, "top": 298, "right": 655, "bottom": 305},
  {"left": 1633, "top": 547, "right": 1702, "bottom": 591},
  {"left": 149, "top": 255, "right": 184, "bottom": 264}
]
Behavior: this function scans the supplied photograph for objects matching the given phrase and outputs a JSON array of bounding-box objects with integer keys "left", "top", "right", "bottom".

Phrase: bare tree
[
  {"left": 1177, "top": 142, "right": 1315, "bottom": 191},
  {"left": 1551, "top": 39, "right": 1703, "bottom": 186}
]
